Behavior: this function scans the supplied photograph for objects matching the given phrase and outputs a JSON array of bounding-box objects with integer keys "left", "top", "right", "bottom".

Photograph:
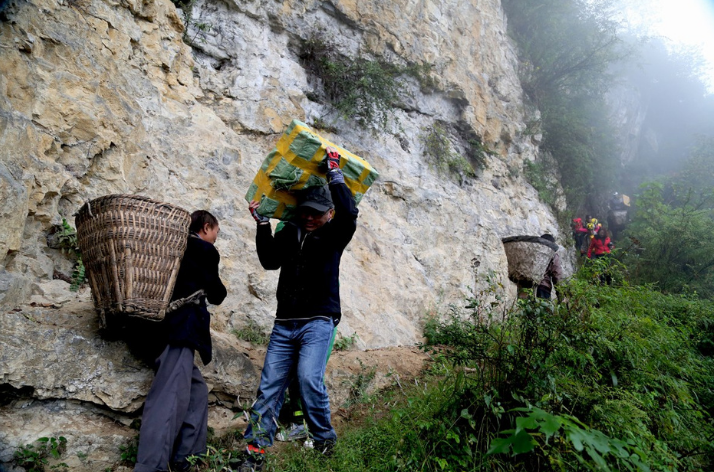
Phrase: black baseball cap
[{"left": 298, "top": 185, "right": 334, "bottom": 212}]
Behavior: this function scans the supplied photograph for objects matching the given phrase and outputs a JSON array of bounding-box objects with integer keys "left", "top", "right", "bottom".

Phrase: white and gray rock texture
[{"left": 0, "top": 0, "right": 568, "bottom": 469}]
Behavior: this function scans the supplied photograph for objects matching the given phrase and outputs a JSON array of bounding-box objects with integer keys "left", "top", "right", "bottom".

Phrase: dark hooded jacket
[
  {"left": 163, "top": 233, "right": 227, "bottom": 365},
  {"left": 255, "top": 182, "right": 358, "bottom": 322}
]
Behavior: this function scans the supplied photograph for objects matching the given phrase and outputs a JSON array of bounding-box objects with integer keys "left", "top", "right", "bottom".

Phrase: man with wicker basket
[
  {"left": 134, "top": 211, "right": 227, "bottom": 472},
  {"left": 241, "top": 146, "right": 359, "bottom": 470}
]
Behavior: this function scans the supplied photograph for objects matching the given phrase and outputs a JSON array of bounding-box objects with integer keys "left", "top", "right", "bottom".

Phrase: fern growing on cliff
[{"left": 55, "top": 218, "right": 86, "bottom": 291}]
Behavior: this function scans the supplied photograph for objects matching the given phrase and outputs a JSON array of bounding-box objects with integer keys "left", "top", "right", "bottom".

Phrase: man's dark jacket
[
  {"left": 255, "top": 182, "right": 358, "bottom": 322},
  {"left": 164, "top": 233, "right": 227, "bottom": 365}
]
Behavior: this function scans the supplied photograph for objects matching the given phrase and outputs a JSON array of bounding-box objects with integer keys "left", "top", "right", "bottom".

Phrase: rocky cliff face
[
  {"left": 607, "top": 82, "right": 650, "bottom": 167},
  {"left": 0, "top": 0, "right": 564, "bottom": 469}
]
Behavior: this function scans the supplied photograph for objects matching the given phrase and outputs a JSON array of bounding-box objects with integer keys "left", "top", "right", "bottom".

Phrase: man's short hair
[{"left": 190, "top": 210, "right": 218, "bottom": 233}]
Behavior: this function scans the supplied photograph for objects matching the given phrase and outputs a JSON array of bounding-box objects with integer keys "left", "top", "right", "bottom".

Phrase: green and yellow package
[{"left": 245, "top": 119, "right": 380, "bottom": 220}]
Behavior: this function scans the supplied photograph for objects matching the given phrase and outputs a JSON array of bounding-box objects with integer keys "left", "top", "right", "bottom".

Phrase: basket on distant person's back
[
  {"left": 502, "top": 235, "right": 558, "bottom": 284},
  {"left": 75, "top": 195, "right": 191, "bottom": 326},
  {"left": 610, "top": 210, "right": 628, "bottom": 226}
]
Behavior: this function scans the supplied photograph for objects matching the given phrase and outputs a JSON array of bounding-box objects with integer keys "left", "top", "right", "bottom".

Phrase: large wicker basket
[
  {"left": 502, "top": 235, "right": 559, "bottom": 284},
  {"left": 75, "top": 195, "right": 191, "bottom": 324}
]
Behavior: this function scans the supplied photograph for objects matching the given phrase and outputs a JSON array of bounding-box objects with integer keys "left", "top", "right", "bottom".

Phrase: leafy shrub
[
  {"left": 272, "top": 269, "right": 713, "bottom": 471},
  {"left": 119, "top": 435, "right": 138, "bottom": 465},
  {"left": 622, "top": 144, "right": 714, "bottom": 299},
  {"left": 299, "top": 35, "right": 433, "bottom": 131},
  {"left": 14, "top": 436, "right": 68, "bottom": 472},
  {"left": 420, "top": 124, "right": 476, "bottom": 180},
  {"left": 333, "top": 332, "right": 359, "bottom": 351},
  {"left": 232, "top": 319, "right": 270, "bottom": 345},
  {"left": 425, "top": 272, "right": 714, "bottom": 471},
  {"left": 488, "top": 407, "right": 651, "bottom": 472}
]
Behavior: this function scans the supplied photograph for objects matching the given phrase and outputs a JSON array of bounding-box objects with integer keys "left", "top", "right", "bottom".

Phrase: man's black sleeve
[
  {"left": 255, "top": 223, "right": 284, "bottom": 270},
  {"left": 328, "top": 181, "right": 359, "bottom": 250}
]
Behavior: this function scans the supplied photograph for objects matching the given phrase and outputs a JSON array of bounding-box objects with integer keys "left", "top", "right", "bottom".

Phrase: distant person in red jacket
[
  {"left": 571, "top": 217, "right": 589, "bottom": 255},
  {"left": 587, "top": 227, "right": 613, "bottom": 259}
]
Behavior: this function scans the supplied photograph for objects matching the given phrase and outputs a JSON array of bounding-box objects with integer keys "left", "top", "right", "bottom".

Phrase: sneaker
[
  {"left": 276, "top": 423, "right": 308, "bottom": 442},
  {"left": 237, "top": 444, "right": 265, "bottom": 472}
]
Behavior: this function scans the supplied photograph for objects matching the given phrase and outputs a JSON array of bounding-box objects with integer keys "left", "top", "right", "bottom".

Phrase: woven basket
[
  {"left": 75, "top": 195, "right": 191, "bottom": 324},
  {"left": 609, "top": 209, "right": 628, "bottom": 227},
  {"left": 502, "top": 235, "right": 559, "bottom": 284}
]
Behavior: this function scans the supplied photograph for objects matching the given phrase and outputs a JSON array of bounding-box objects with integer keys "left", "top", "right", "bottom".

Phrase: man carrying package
[{"left": 241, "top": 146, "right": 358, "bottom": 471}]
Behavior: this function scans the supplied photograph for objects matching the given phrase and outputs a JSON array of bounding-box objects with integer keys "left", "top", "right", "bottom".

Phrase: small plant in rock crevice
[
  {"left": 420, "top": 123, "right": 477, "bottom": 180},
  {"left": 299, "top": 34, "right": 435, "bottom": 132},
  {"left": 13, "top": 436, "right": 69, "bottom": 472},
  {"left": 232, "top": 319, "right": 270, "bottom": 345},
  {"left": 170, "top": 0, "right": 212, "bottom": 44},
  {"left": 333, "top": 332, "right": 359, "bottom": 351},
  {"left": 524, "top": 159, "right": 559, "bottom": 208},
  {"left": 465, "top": 136, "right": 495, "bottom": 170},
  {"left": 53, "top": 218, "right": 86, "bottom": 291},
  {"left": 119, "top": 434, "right": 139, "bottom": 466},
  {"left": 309, "top": 116, "right": 338, "bottom": 134}
]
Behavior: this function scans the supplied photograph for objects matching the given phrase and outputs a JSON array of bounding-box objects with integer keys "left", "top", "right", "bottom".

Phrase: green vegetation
[
  {"left": 273, "top": 271, "right": 713, "bottom": 471},
  {"left": 342, "top": 359, "right": 377, "bottom": 407},
  {"left": 309, "top": 116, "right": 338, "bottom": 134},
  {"left": 524, "top": 159, "right": 559, "bottom": 209},
  {"left": 186, "top": 259, "right": 713, "bottom": 471},
  {"left": 232, "top": 319, "right": 270, "bottom": 345},
  {"left": 55, "top": 218, "right": 86, "bottom": 291},
  {"left": 502, "top": 0, "right": 625, "bottom": 211},
  {"left": 333, "top": 332, "right": 359, "bottom": 351},
  {"left": 622, "top": 137, "right": 714, "bottom": 298},
  {"left": 119, "top": 435, "right": 138, "bottom": 466},
  {"left": 170, "top": 0, "right": 212, "bottom": 44},
  {"left": 464, "top": 136, "right": 495, "bottom": 171},
  {"left": 420, "top": 124, "right": 477, "bottom": 180},
  {"left": 14, "top": 436, "right": 69, "bottom": 471},
  {"left": 187, "top": 444, "right": 243, "bottom": 471},
  {"left": 299, "top": 36, "right": 434, "bottom": 132}
]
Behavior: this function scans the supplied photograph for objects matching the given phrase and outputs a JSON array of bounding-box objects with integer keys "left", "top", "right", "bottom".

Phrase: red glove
[
  {"left": 324, "top": 146, "right": 344, "bottom": 184},
  {"left": 326, "top": 146, "right": 340, "bottom": 170},
  {"left": 249, "top": 201, "right": 270, "bottom": 224}
]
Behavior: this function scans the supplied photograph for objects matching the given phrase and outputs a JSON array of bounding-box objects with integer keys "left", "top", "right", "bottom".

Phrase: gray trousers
[{"left": 134, "top": 345, "right": 208, "bottom": 472}]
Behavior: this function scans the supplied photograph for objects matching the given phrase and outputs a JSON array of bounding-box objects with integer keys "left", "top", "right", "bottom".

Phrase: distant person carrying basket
[{"left": 536, "top": 234, "right": 563, "bottom": 299}]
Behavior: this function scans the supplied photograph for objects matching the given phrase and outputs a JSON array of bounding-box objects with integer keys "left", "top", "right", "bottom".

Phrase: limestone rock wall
[{"left": 0, "top": 0, "right": 566, "bottom": 469}]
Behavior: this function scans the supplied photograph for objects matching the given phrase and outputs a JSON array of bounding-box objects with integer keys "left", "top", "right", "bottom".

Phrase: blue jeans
[{"left": 244, "top": 317, "right": 337, "bottom": 447}]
